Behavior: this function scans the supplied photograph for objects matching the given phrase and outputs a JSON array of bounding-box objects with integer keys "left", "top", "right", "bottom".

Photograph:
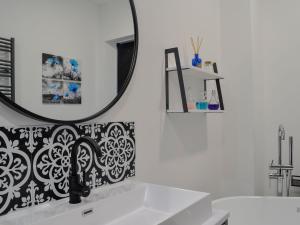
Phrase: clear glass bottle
[
  {"left": 203, "top": 61, "right": 213, "bottom": 73},
  {"left": 208, "top": 90, "right": 220, "bottom": 110},
  {"left": 187, "top": 87, "right": 195, "bottom": 110}
]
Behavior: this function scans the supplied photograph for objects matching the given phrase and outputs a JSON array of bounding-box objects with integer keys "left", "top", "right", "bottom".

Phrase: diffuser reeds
[{"left": 190, "top": 36, "right": 203, "bottom": 54}]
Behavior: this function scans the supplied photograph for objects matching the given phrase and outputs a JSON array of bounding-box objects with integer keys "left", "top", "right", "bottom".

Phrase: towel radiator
[{"left": 0, "top": 37, "right": 15, "bottom": 101}]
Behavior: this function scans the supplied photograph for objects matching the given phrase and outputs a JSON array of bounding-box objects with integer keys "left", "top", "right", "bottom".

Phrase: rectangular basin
[{"left": 0, "top": 181, "right": 213, "bottom": 225}]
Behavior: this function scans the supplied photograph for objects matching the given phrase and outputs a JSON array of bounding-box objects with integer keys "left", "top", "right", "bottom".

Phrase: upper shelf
[{"left": 166, "top": 66, "right": 223, "bottom": 80}]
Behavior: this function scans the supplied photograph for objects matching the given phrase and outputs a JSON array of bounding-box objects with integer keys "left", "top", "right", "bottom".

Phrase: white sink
[{"left": 0, "top": 181, "right": 228, "bottom": 225}]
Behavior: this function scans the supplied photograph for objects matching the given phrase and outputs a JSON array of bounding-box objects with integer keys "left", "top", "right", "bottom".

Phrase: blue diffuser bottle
[
  {"left": 190, "top": 36, "right": 204, "bottom": 68},
  {"left": 192, "top": 54, "right": 202, "bottom": 67}
]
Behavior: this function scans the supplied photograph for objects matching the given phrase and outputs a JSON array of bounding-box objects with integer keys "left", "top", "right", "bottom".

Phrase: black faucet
[{"left": 69, "top": 136, "right": 101, "bottom": 204}]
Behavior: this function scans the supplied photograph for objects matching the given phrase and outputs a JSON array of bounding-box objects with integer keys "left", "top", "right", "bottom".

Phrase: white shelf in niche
[
  {"left": 166, "top": 66, "right": 223, "bottom": 80},
  {"left": 167, "top": 109, "right": 224, "bottom": 113}
]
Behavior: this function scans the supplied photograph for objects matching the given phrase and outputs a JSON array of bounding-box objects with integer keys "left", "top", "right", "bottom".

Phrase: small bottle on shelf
[
  {"left": 196, "top": 91, "right": 208, "bottom": 110},
  {"left": 208, "top": 90, "right": 220, "bottom": 110},
  {"left": 203, "top": 61, "right": 213, "bottom": 73},
  {"left": 187, "top": 86, "right": 196, "bottom": 110}
]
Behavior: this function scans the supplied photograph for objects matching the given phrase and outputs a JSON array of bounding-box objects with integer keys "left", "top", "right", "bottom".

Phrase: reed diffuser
[{"left": 190, "top": 36, "right": 203, "bottom": 68}]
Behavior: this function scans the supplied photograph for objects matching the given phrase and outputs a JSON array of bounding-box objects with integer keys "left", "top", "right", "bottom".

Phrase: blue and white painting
[
  {"left": 42, "top": 53, "right": 82, "bottom": 104},
  {"left": 63, "top": 82, "right": 81, "bottom": 104},
  {"left": 42, "top": 53, "right": 63, "bottom": 79},
  {"left": 42, "top": 79, "right": 63, "bottom": 104},
  {"left": 63, "top": 58, "right": 81, "bottom": 81}
]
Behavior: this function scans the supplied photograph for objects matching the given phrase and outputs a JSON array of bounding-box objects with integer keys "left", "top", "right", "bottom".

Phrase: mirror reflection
[{"left": 0, "top": 0, "right": 135, "bottom": 121}]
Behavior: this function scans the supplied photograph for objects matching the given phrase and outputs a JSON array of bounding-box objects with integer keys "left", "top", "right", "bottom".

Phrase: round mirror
[{"left": 0, "top": 0, "right": 138, "bottom": 124}]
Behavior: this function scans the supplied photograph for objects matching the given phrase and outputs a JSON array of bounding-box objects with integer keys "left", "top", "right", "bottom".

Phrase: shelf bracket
[
  {"left": 165, "top": 47, "right": 188, "bottom": 112},
  {"left": 213, "top": 63, "right": 224, "bottom": 110}
]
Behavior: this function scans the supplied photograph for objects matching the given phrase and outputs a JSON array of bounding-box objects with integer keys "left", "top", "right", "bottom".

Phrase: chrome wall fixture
[{"left": 269, "top": 125, "right": 294, "bottom": 196}]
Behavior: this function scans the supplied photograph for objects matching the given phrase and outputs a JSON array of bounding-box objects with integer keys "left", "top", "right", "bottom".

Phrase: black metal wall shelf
[
  {"left": 165, "top": 47, "right": 224, "bottom": 113},
  {"left": 0, "top": 37, "right": 15, "bottom": 101}
]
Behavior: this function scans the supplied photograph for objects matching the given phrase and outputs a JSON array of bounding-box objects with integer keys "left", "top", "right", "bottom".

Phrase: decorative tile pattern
[{"left": 0, "top": 122, "right": 135, "bottom": 216}]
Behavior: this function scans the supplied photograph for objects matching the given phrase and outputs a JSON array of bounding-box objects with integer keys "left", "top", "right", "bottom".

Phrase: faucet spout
[
  {"left": 69, "top": 136, "right": 101, "bottom": 204},
  {"left": 278, "top": 125, "right": 285, "bottom": 140}
]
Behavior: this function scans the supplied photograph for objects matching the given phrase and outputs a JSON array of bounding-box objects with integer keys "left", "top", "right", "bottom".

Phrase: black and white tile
[{"left": 0, "top": 122, "right": 135, "bottom": 216}]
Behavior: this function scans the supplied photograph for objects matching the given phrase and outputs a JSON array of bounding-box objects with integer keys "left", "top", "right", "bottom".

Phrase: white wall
[
  {"left": 219, "top": 0, "right": 300, "bottom": 196},
  {"left": 0, "top": 0, "right": 227, "bottom": 199},
  {"left": 102, "top": 0, "right": 225, "bottom": 198},
  {"left": 96, "top": 0, "right": 134, "bottom": 107},
  {"left": 219, "top": 0, "right": 256, "bottom": 196},
  {"left": 252, "top": 0, "right": 300, "bottom": 196}
]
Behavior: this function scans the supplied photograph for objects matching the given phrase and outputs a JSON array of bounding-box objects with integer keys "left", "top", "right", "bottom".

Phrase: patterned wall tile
[
  {"left": 33, "top": 125, "right": 80, "bottom": 202},
  {"left": 0, "top": 127, "right": 33, "bottom": 215},
  {"left": 0, "top": 122, "right": 135, "bottom": 216}
]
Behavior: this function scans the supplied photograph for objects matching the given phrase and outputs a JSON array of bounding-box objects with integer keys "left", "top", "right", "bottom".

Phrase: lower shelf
[{"left": 167, "top": 109, "right": 224, "bottom": 113}]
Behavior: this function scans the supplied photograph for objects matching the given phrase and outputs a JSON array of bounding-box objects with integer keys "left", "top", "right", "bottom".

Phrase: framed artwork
[{"left": 42, "top": 53, "right": 81, "bottom": 104}]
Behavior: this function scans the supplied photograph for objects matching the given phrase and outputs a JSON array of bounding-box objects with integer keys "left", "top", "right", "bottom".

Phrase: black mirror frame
[{"left": 0, "top": 0, "right": 139, "bottom": 125}]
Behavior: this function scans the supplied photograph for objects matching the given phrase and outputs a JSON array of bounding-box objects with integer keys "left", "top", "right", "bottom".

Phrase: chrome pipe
[
  {"left": 286, "top": 170, "right": 292, "bottom": 197},
  {"left": 269, "top": 164, "right": 293, "bottom": 170},
  {"left": 269, "top": 173, "right": 283, "bottom": 179},
  {"left": 289, "top": 136, "right": 293, "bottom": 166}
]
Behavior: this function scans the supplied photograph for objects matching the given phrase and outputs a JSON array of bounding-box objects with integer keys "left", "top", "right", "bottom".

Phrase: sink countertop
[{"left": 0, "top": 180, "right": 229, "bottom": 225}]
